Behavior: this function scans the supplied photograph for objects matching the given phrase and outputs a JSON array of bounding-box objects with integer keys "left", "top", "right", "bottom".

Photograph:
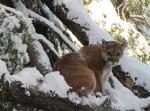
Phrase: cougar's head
[{"left": 100, "top": 39, "right": 126, "bottom": 66}]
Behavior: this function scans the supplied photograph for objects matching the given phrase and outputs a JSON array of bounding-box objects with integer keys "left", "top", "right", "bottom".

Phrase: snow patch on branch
[
  {"left": 41, "top": 3, "right": 65, "bottom": 31},
  {"left": 105, "top": 74, "right": 150, "bottom": 111},
  {"left": 120, "top": 55, "right": 150, "bottom": 92},
  {"left": 0, "top": 60, "right": 43, "bottom": 88},
  {"left": 54, "top": 0, "right": 113, "bottom": 44},
  {"left": 30, "top": 41, "right": 52, "bottom": 72},
  {"left": 12, "top": 0, "right": 28, "bottom": 17},
  {"left": 39, "top": 71, "right": 70, "bottom": 98},
  {"left": 6, "top": 68, "right": 43, "bottom": 88}
]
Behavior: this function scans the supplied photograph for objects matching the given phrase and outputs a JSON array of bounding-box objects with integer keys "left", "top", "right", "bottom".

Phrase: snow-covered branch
[{"left": 27, "top": 9, "right": 78, "bottom": 52}]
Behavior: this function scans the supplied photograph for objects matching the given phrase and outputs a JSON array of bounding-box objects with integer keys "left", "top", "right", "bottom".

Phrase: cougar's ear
[{"left": 102, "top": 39, "right": 108, "bottom": 45}]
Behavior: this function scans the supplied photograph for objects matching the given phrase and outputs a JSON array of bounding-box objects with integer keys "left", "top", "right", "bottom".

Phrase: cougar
[{"left": 53, "top": 39, "right": 126, "bottom": 97}]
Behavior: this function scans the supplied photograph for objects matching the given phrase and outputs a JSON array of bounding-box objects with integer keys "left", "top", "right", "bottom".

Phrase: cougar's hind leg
[{"left": 75, "top": 69, "right": 96, "bottom": 97}]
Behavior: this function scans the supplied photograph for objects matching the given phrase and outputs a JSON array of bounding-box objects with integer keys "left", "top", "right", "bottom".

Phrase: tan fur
[{"left": 53, "top": 40, "right": 125, "bottom": 97}]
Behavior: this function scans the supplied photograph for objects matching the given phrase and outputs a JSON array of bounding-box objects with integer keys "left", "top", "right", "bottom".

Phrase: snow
[
  {"left": 0, "top": 58, "right": 109, "bottom": 107},
  {"left": 143, "top": 4, "right": 150, "bottom": 24},
  {"left": 37, "top": 34, "right": 61, "bottom": 58},
  {"left": 106, "top": 75, "right": 137, "bottom": 110},
  {"left": 0, "top": 4, "right": 60, "bottom": 59},
  {"left": 80, "top": 95, "right": 108, "bottom": 106},
  {"left": 0, "top": 4, "right": 24, "bottom": 17}
]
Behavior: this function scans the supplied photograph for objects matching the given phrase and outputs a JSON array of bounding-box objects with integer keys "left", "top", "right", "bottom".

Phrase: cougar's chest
[{"left": 102, "top": 64, "right": 112, "bottom": 81}]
